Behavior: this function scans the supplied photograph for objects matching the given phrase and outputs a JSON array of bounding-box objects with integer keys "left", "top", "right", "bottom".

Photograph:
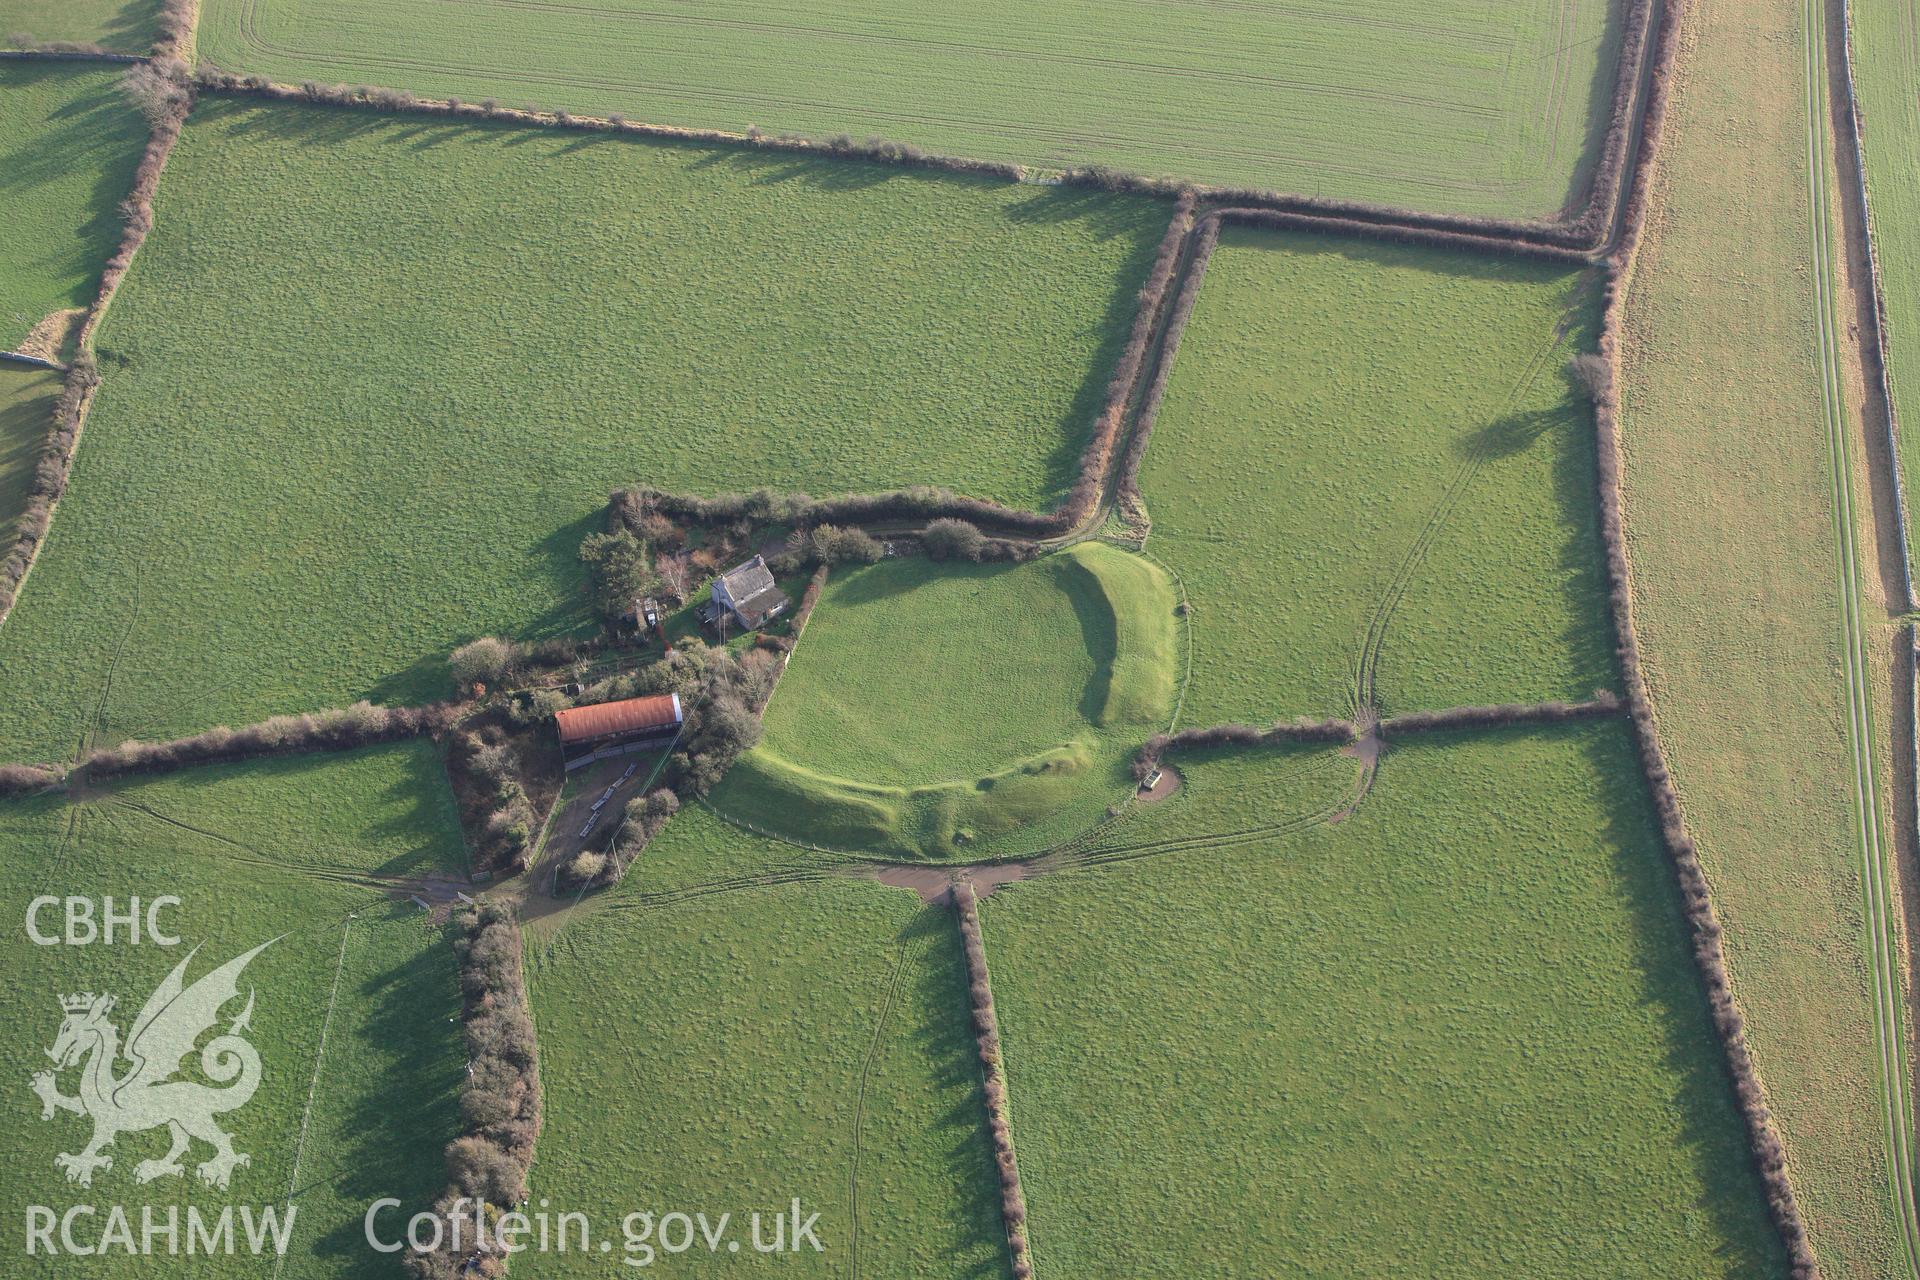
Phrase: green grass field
[
  {"left": 1138, "top": 226, "right": 1615, "bottom": 726},
  {"left": 0, "top": 743, "right": 466, "bottom": 1277},
  {"left": 715, "top": 543, "right": 1177, "bottom": 856},
  {"left": 1851, "top": 0, "right": 1920, "bottom": 562},
  {"left": 0, "top": 0, "right": 155, "bottom": 51},
  {"left": 1619, "top": 0, "right": 1912, "bottom": 1270},
  {"left": 0, "top": 61, "right": 147, "bottom": 352},
  {"left": 196, "top": 0, "right": 1625, "bottom": 218},
  {"left": 527, "top": 807, "right": 1008, "bottom": 1278},
  {"left": 0, "top": 96, "right": 1164, "bottom": 763},
  {"left": 979, "top": 726, "right": 1785, "bottom": 1278},
  {"left": 0, "top": 362, "right": 59, "bottom": 540}
]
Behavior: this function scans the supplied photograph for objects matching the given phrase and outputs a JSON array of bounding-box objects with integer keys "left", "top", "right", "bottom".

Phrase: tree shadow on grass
[{"left": 363, "top": 511, "right": 598, "bottom": 709}]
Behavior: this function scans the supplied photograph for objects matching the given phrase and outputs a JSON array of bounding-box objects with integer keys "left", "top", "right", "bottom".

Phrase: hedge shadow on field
[
  {"left": 98, "top": 0, "right": 157, "bottom": 49},
  {"left": 0, "top": 65, "right": 146, "bottom": 313},
  {"left": 305, "top": 913, "right": 464, "bottom": 1277},
  {"left": 174, "top": 93, "right": 1156, "bottom": 521},
  {"left": 1227, "top": 222, "right": 1575, "bottom": 290},
  {"left": 1565, "top": 724, "right": 1791, "bottom": 1276},
  {"left": 879, "top": 907, "right": 1012, "bottom": 1279}
]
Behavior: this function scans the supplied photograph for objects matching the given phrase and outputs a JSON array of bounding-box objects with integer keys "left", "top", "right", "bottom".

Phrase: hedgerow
[
  {"left": 192, "top": 69, "right": 1025, "bottom": 183},
  {"left": 404, "top": 901, "right": 543, "bottom": 1280},
  {"left": 0, "top": 354, "right": 97, "bottom": 625},
  {"left": 954, "top": 881, "right": 1035, "bottom": 1278},
  {"left": 82, "top": 700, "right": 459, "bottom": 778},
  {"left": 1584, "top": 3, "right": 1815, "bottom": 1269},
  {"left": 1376, "top": 694, "right": 1622, "bottom": 739}
]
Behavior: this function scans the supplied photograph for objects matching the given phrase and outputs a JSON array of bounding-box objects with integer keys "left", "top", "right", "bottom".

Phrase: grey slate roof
[{"left": 715, "top": 555, "right": 776, "bottom": 603}]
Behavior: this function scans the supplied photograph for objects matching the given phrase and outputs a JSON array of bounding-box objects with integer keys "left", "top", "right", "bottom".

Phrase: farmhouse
[
  {"left": 706, "top": 555, "right": 790, "bottom": 631},
  {"left": 553, "top": 693, "right": 683, "bottom": 769}
]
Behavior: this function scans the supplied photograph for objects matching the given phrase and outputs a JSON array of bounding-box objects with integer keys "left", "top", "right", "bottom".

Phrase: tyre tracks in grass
[
  {"left": 1346, "top": 317, "right": 1575, "bottom": 719},
  {"left": 844, "top": 935, "right": 917, "bottom": 1280},
  {"left": 1805, "top": 0, "right": 1920, "bottom": 1266}
]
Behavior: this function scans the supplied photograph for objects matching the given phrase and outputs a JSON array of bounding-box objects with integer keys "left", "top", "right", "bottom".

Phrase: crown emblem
[{"left": 60, "top": 993, "right": 98, "bottom": 1012}]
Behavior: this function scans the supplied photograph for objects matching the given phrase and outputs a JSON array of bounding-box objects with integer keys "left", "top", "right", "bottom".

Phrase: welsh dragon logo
[{"left": 30, "top": 939, "right": 277, "bottom": 1190}]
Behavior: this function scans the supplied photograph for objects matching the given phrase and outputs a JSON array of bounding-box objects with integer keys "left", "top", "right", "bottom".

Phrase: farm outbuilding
[{"left": 554, "top": 693, "right": 684, "bottom": 769}]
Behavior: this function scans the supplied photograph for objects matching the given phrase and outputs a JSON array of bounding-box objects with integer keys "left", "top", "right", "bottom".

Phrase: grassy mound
[{"left": 717, "top": 543, "right": 1176, "bottom": 857}]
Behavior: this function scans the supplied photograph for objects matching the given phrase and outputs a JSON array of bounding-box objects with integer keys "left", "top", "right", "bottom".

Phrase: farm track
[
  {"left": 1347, "top": 320, "right": 1573, "bottom": 717},
  {"left": 844, "top": 936, "right": 916, "bottom": 1280},
  {"left": 1805, "top": 0, "right": 1920, "bottom": 1265}
]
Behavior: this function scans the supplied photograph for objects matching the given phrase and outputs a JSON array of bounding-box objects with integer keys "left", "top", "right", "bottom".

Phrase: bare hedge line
[
  {"left": 1836, "top": 3, "right": 1916, "bottom": 607},
  {"left": 1116, "top": 216, "right": 1217, "bottom": 509},
  {"left": 405, "top": 901, "right": 543, "bottom": 1280},
  {"left": 79, "top": 66, "right": 188, "bottom": 348},
  {"left": 0, "top": 66, "right": 189, "bottom": 630},
  {"left": 0, "top": 764, "right": 64, "bottom": 797},
  {"left": 81, "top": 700, "right": 461, "bottom": 779},
  {"left": 1587, "top": 3, "right": 1816, "bottom": 1271},
  {"left": 0, "top": 43, "right": 140, "bottom": 61},
  {"left": 1058, "top": 0, "right": 1656, "bottom": 254},
  {"left": 954, "top": 882, "right": 1035, "bottom": 1278},
  {"left": 1134, "top": 716, "right": 1359, "bottom": 778},
  {"left": 193, "top": 70, "right": 1023, "bottom": 182},
  {"left": 1375, "top": 693, "right": 1622, "bottom": 739},
  {"left": 152, "top": 0, "right": 193, "bottom": 60},
  {"left": 0, "top": 355, "right": 98, "bottom": 626}
]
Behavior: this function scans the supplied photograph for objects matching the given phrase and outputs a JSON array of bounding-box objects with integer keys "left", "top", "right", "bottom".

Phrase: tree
[
  {"left": 579, "top": 528, "right": 656, "bottom": 621},
  {"left": 809, "top": 524, "right": 883, "bottom": 565},
  {"left": 923, "top": 518, "right": 985, "bottom": 562},
  {"left": 451, "top": 637, "right": 514, "bottom": 690}
]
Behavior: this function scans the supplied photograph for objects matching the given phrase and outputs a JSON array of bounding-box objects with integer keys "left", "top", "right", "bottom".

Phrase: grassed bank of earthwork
[
  {"left": 196, "top": 0, "right": 1626, "bottom": 217},
  {"left": 0, "top": 61, "right": 148, "bottom": 354},
  {"left": 714, "top": 542, "right": 1177, "bottom": 857},
  {"left": 527, "top": 808, "right": 1007, "bottom": 1278},
  {"left": 978, "top": 725, "right": 1785, "bottom": 1278},
  {"left": 1138, "top": 226, "right": 1617, "bottom": 725},
  {"left": 0, "top": 96, "right": 1166, "bottom": 762},
  {"left": 0, "top": 742, "right": 465, "bottom": 1279}
]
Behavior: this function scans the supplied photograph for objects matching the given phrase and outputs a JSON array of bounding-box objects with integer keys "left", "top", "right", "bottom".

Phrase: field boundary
[
  {"left": 191, "top": 0, "right": 1657, "bottom": 250},
  {"left": 1599, "top": 0, "right": 1820, "bottom": 1271},
  {"left": 954, "top": 881, "right": 1034, "bottom": 1278},
  {"left": 1836, "top": 0, "right": 1917, "bottom": 608},
  {"left": 0, "top": 60, "right": 189, "bottom": 630}
]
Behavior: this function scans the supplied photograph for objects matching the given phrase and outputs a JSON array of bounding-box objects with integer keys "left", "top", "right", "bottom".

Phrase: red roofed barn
[{"left": 554, "top": 693, "right": 684, "bottom": 769}]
